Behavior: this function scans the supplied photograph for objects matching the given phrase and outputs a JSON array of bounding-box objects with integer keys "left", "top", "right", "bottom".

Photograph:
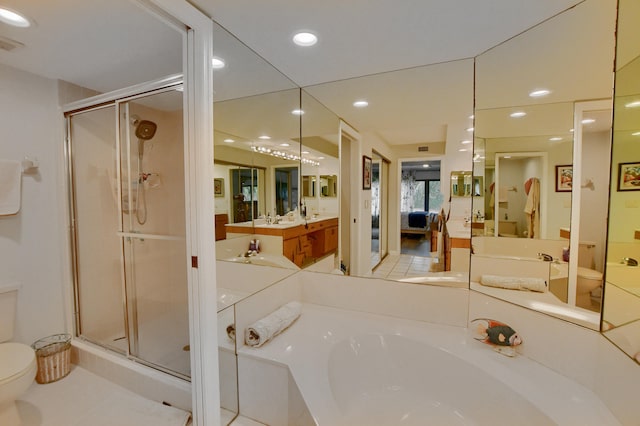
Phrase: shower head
[{"left": 135, "top": 119, "right": 157, "bottom": 140}]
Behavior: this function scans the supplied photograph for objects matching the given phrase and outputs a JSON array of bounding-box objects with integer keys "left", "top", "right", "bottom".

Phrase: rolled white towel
[
  {"left": 480, "top": 275, "right": 547, "bottom": 293},
  {"left": 245, "top": 301, "right": 302, "bottom": 347}
]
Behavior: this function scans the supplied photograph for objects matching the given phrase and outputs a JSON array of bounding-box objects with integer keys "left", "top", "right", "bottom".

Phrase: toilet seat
[
  {"left": 577, "top": 267, "right": 603, "bottom": 281},
  {"left": 0, "top": 342, "right": 36, "bottom": 386}
]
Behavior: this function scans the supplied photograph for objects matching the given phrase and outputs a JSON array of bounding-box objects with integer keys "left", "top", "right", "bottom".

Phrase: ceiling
[
  {"left": 0, "top": 0, "right": 617, "bottom": 150},
  {"left": 191, "top": 0, "right": 585, "bottom": 87}
]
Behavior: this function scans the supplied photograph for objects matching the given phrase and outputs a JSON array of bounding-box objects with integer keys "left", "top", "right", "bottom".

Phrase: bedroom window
[{"left": 404, "top": 179, "right": 442, "bottom": 212}]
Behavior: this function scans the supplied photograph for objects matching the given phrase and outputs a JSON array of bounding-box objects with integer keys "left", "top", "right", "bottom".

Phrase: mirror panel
[
  {"left": 451, "top": 171, "right": 472, "bottom": 198},
  {"left": 212, "top": 18, "right": 301, "bottom": 263},
  {"left": 304, "top": 59, "right": 474, "bottom": 280},
  {"left": 471, "top": 0, "right": 616, "bottom": 329},
  {"left": 602, "top": 0, "right": 640, "bottom": 363}
]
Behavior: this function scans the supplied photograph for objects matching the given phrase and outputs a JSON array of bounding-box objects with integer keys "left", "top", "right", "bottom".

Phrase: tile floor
[
  {"left": 17, "top": 365, "right": 264, "bottom": 426},
  {"left": 372, "top": 254, "right": 434, "bottom": 280}
]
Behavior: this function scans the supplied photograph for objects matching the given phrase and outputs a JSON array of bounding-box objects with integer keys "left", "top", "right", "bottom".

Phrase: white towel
[
  {"left": 0, "top": 160, "right": 21, "bottom": 215},
  {"left": 245, "top": 301, "right": 301, "bottom": 347},
  {"left": 498, "top": 186, "right": 508, "bottom": 203},
  {"left": 480, "top": 274, "right": 547, "bottom": 293}
]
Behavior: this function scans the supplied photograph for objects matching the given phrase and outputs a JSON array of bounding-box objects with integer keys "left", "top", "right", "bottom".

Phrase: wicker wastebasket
[{"left": 32, "top": 334, "right": 72, "bottom": 384}]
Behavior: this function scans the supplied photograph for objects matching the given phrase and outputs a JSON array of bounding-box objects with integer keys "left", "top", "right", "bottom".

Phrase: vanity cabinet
[
  {"left": 256, "top": 218, "right": 339, "bottom": 267},
  {"left": 215, "top": 214, "right": 228, "bottom": 241}
]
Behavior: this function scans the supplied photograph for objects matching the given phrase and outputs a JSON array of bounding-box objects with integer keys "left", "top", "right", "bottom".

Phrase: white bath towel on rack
[
  {"left": 0, "top": 160, "right": 21, "bottom": 216},
  {"left": 245, "top": 301, "right": 302, "bottom": 347}
]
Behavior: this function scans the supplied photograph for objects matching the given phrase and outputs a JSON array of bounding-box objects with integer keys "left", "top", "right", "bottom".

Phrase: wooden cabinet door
[
  {"left": 324, "top": 226, "right": 338, "bottom": 253},
  {"left": 283, "top": 238, "right": 298, "bottom": 264}
]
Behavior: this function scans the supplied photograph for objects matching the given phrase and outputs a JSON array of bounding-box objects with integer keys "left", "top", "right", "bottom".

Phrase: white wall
[
  {"left": 579, "top": 130, "right": 611, "bottom": 271},
  {"left": 608, "top": 131, "right": 640, "bottom": 243},
  {"left": 0, "top": 64, "right": 68, "bottom": 344}
]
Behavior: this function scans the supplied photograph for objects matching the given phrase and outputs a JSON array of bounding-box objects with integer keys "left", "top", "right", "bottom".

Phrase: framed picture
[
  {"left": 555, "top": 165, "right": 573, "bottom": 192},
  {"left": 617, "top": 162, "right": 640, "bottom": 191},
  {"left": 362, "top": 155, "right": 372, "bottom": 190},
  {"left": 214, "top": 178, "right": 224, "bottom": 197}
]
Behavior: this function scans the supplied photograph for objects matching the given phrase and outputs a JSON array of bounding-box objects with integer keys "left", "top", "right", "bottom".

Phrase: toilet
[
  {"left": 0, "top": 283, "right": 37, "bottom": 425},
  {"left": 576, "top": 242, "right": 603, "bottom": 311}
]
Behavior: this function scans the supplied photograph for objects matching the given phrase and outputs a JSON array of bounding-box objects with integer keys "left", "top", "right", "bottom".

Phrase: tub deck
[{"left": 238, "top": 303, "right": 619, "bottom": 426}]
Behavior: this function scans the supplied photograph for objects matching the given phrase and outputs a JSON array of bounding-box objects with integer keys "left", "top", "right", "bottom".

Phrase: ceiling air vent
[
  {"left": 0, "top": 36, "right": 24, "bottom": 52},
  {"left": 418, "top": 146, "right": 429, "bottom": 152}
]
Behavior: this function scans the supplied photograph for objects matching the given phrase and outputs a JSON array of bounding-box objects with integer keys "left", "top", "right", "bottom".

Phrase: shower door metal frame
[{"left": 64, "top": 75, "right": 188, "bottom": 379}]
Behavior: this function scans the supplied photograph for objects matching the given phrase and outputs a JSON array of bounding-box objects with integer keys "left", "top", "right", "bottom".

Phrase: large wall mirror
[
  {"left": 471, "top": 0, "right": 616, "bottom": 330},
  {"left": 211, "top": 20, "right": 302, "bottom": 425},
  {"left": 304, "top": 58, "right": 474, "bottom": 280},
  {"left": 602, "top": 0, "right": 640, "bottom": 363}
]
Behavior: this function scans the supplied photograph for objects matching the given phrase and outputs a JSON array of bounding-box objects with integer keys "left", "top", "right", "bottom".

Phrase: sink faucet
[
  {"left": 273, "top": 215, "right": 281, "bottom": 224},
  {"left": 537, "top": 252, "right": 553, "bottom": 262},
  {"left": 622, "top": 257, "right": 638, "bottom": 266}
]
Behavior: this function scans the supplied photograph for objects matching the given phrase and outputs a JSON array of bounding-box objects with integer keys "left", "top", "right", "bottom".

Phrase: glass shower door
[
  {"left": 119, "top": 87, "right": 190, "bottom": 378},
  {"left": 69, "top": 105, "right": 127, "bottom": 353}
]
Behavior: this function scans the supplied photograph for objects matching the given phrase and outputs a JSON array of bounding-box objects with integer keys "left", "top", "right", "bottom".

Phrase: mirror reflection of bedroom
[{"left": 379, "top": 160, "right": 443, "bottom": 276}]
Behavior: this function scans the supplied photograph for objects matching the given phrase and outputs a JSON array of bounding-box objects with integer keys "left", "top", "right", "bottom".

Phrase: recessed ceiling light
[
  {"left": 292, "top": 32, "right": 318, "bottom": 47},
  {"left": 510, "top": 111, "right": 526, "bottom": 118},
  {"left": 258, "top": 135, "right": 271, "bottom": 140},
  {"left": 469, "top": 115, "right": 474, "bottom": 119},
  {"left": 549, "top": 137, "right": 562, "bottom": 141},
  {"left": 529, "top": 89, "right": 551, "bottom": 98},
  {"left": 0, "top": 7, "right": 31, "bottom": 27},
  {"left": 581, "top": 118, "right": 595, "bottom": 124},
  {"left": 317, "top": 156, "right": 325, "bottom": 160},
  {"left": 632, "top": 132, "right": 640, "bottom": 136},
  {"left": 625, "top": 100, "right": 640, "bottom": 108},
  {"left": 211, "top": 57, "right": 225, "bottom": 69},
  {"left": 422, "top": 164, "right": 430, "bottom": 168},
  {"left": 353, "top": 100, "right": 369, "bottom": 108},
  {"left": 291, "top": 109, "right": 304, "bottom": 115},
  {"left": 280, "top": 143, "right": 290, "bottom": 147},
  {"left": 223, "top": 138, "right": 234, "bottom": 143},
  {"left": 461, "top": 140, "right": 472, "bottom": 144},
  {"left": 301, "top": 150, "right": 310, "bottom": 154},
  {"left": 458, "top": 148, "right": 468, "bottom": 152},
  {"left": 466, "top": 127, "right": 474, "bottom": 132},
  {"left": 504, "top": 155, "right": 512, "bottom": 159}
]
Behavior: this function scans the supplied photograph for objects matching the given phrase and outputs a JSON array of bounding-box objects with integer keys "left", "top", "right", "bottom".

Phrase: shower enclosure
[{"left": 66, "top": 82, "right": 190, "bottom": 379}]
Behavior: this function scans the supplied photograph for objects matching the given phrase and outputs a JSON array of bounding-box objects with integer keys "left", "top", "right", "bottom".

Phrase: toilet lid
[
  {"left": 577, "top": 266, "right": 603, "bottom": 280},
  {"left": 0, "top": 342, "right": 35, "bottom": 383}
]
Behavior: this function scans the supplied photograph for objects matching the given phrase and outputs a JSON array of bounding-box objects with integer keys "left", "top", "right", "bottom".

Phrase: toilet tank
[
  {"left": 0, "top": 282, "right": 20, "bottom": 342},
  {"left": 578, "top": 241, "right": 596, "bottom": 269}
]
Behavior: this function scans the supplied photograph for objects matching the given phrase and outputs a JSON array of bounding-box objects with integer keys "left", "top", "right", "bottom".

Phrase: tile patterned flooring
[
  {"left": 18, "top": 365, "right": 263, "bottom": 426},
  {"left": 372, "top": 254, "right": 434, "bottom": 280}
]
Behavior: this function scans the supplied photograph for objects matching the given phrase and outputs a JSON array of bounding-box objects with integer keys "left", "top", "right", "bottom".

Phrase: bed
[{"left": 400, "top": 211, "right": 439, "bottom": 238}]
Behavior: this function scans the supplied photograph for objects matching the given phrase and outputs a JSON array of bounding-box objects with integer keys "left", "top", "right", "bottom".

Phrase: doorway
[
  {"left": 371, "top": 151, "right": 389, "bottom": 269},
  {"left": 400, "top": 160, "right": 442, "bottom": 257}
]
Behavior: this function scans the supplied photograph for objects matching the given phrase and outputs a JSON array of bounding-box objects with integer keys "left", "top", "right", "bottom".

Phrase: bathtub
[
  {"left": 239, "top": 303, "right": 619, "bottom": 425},
  {"left": 329, "top": 334, "right": 553, "bottom": 425}
]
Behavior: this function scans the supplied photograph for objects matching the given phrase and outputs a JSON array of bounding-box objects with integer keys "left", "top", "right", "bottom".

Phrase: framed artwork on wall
[
  {"left": 214, "top": 178, "right": 224, "bottom": 197},
  {"left": 362, "top": 155, "right": 372, "bottom": 190},
  {"left": 617, "top": 162, "right": 640, "bottom": 191},
  {"left": 555, "top": 165, "right": 573, "bottom": 192}
]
